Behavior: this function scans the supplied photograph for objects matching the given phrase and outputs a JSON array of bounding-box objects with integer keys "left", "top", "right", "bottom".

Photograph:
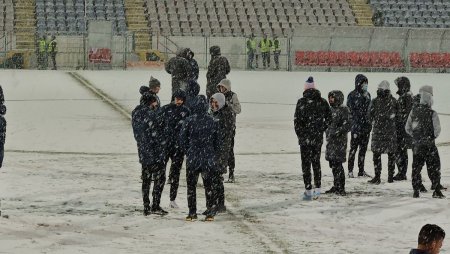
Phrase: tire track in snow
[{"left": 67, "top": 71, "right": 290, "bottom": 254}]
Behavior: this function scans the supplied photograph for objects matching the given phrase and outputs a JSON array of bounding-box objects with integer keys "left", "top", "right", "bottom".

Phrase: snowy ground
[{"left": 0, "top": 69, "right": 449, "bottom": 253}]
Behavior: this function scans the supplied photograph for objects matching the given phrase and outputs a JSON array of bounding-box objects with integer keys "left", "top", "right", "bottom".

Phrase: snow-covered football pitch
[{"left": 0, "top": 69, "right": 449, "bottom": 253}]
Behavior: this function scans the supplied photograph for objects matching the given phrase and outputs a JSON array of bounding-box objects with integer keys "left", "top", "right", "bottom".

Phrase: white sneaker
[
  {"left": 302, "top": 189, "right": 313, "bottom": 201},
  {"left": 313, "top": 188, "right": 321, "bottom": 200},
  {"left": 348, "top": 172, "right": 354, "bottom": 178},
  {"left": 169, "top": 201, "right": 179, "bottom": 209}
]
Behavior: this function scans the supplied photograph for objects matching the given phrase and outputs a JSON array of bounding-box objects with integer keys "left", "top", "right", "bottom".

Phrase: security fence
[{"left": 0, "top": 26, "right": 448, "bottom": 71}]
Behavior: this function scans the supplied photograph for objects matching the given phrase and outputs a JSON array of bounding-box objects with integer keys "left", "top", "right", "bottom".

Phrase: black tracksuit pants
[
  {"left": 395, "top": 138, "right": 409, "bottom": 177},
  {"left": 329, "top": 160, "right": 345, "bottom": 191},
  {"left": 228, "top": 130, "right": 236, "bottom": 177},
  {"left": 300, "top": 144, "right": 322, "bottom": 190},
  {"left": 165, "top": 147, "right": 184, "bottom": 201},
  {"left": 348, "top": 132, "right": 370, "bottom": 174},
  {"left": 141, "top": 164, "right": 165, "bottom": 208},
  {"left": 213, "top": 171, "right": 225, "bottom": 209},
  {"left": 186, "top": 169, "right": 214, "bottom": 215},
  {"left": 412, "top": 144, "right": 441, "bottom": 191},
  {"left": 373, "top": 152, "right": 395, "bottom": 179}
]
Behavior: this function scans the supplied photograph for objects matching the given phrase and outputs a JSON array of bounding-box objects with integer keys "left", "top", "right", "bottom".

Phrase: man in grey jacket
[
  {"left": 217, "top": 79, "right": 241, "bottom": 183},
  {"left": 406, "top": 85, "right": 444, "bottom": 198}
]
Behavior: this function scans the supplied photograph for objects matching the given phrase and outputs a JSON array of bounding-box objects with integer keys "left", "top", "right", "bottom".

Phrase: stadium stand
[
  {"left": 0, "top": 0, "right": 14, "bottom": 33},
  {"left": 144, "top": 0, "right": 359, "bottom": 37},
  {"left": 35, "top": 0, "right": 127, "bottom": 36},
  {"left": 409, "top": 52, "right": 450, "bottom": 69},
  {"left": 295, "top": 50, "right": 404, "bottom": 69},
  {"left": 368, "top": 0, "right": 450, "bottom": 28}
]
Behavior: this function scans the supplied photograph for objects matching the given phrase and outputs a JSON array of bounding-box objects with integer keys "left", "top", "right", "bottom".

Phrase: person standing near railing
[
  {"left": 37, "top": 36, "right": 47, "bottom": 70},
  {"left": 272, "top": 35, "right": 281, "bottom": 70},
  {"left": 246, "top": 34, "right": 256, "bottom": 69},
  {"left": 47, "top": 35, "right": 57, "bottom": 70},
  {"left": 259, "top": 34, "right": 272, "bottom": 69}
]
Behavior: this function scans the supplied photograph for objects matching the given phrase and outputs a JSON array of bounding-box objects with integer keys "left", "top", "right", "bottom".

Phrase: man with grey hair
[{"left": 406, "top": 85, "right": 445, "bottom": 198}]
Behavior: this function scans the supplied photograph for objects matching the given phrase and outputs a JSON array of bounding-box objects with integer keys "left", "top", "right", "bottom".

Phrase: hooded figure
[
  {"left": 179, "top": 95, "right": 221, "bottom": 220},
  {"left": 325, "top": 90, "right": 350, "bottom": 195},
  {"left": 294, "top": 77, "right": 331, "bottom": 200},
  {"left": 217, "top": 78, "right": 241, "bottom": 182},
  {"left": 393, "top": 76, "right": 414, "bottom": 181},
  {"left": 132, "top": 91, "right": 168, "bottom": 216},
  {"left": 367, "top": 80, "right": 398, "bottom": 184},
  {"left": 405, "top": 85, "right": 444, "bottom": 198},
  {"left": 346, "top": 74, "right": 372, "bottom": 178},
  {"left": 184, "top": 79, "right": 200, "bottom": 110},
  {"left": 210, "top": 92, "right": 235, "bottom": 213},
  {"left": 160, "top": 89, "right": 191, "bottom": 208},
  {"left": 165, "top": 47, "right": 192, "bottom": 95},
  {"left": 206, "top": 46, "right": 230, "bottom": 99},
  {"left": 186, "top": 48, "right": 199, "bottom": 81}
]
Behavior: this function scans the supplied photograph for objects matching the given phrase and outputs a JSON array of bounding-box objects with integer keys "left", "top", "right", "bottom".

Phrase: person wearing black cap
[
  {"left": 139, "top": 76, "right": 161, "bottom": 107},
  {"left": 132, "top": 91, "right": 168, "bottom": 216},
  {"left": 367, "top": 80, "right": 398, "bottom": 184},
  {"left": 406, "top": 85, "right": 444, "bottom": 198},
  {"left": 325, "top": 90, "right": 350, "bottom": 196},
  {"left": 393, "top": 76, "right": 414, "bottom": 181},
  {"left": 346, "top": 74, "right": 372, "bottom": 178},
  {"left": 160, "top": 89, "right": 191, "bottom": 209},
  {"left": 206, "top": 46, "right": 230, "bottom": 100},
  {"left": 294, "top": 76, "right": 331, "bottom": 200},
  {"left": 179, "top": 95, "right": 220, "bottom": 221}
]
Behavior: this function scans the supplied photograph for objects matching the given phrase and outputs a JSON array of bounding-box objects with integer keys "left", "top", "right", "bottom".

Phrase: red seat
[
  {"left": 444, "top": 53, "right": 450, "bottom": 68},
  {"left": 421, "top": 52, "right": 432, "bottom": 68},
  {"left": 305, "top": 51, "right": 318, "bottom": 66},
  {"left": 317, "top": 51, "right": 329, "bottom": 66},
  {"left": 371, "top": 52, "right": 382, "bottom": 67},
  {"left": 100, "top": 48, "right": 112, "bottom": 64},
  {"left": 360, "top": 52, "right": 371, "bottom": 67},
  {"left": 409, "top": 52, "right": 421, "bottom": 68},
  {"left": 336, "top": 51, "right": 347, "bottom": 66},
  {"left": 431, "top": 52, "right": 444, "bottom": 68},
  {"left": 391, "top": 52, "right": 403, "bottom": 68},
  {"left": 347, "top": 51, "right": 360, "bottom": 66},
  {"left": 328, "top": 51, "right": 338, "bottom": 66},
  {"left": 295, "top": 51, "right": 306, "bottom": 66}
]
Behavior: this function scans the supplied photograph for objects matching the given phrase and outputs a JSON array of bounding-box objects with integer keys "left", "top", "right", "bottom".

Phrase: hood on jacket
[
  {"left": 328, "top": 90, "right": 344, "bottom": 107},
  {"left": 303, "top": 87, "right": 321, "bottom": 99},
  {"left": 140, "top": 92, "right": 158, "bottom": 106},
  {"left": 210, "top": 46, "right": 221, "bottom": 57},
  {"left": 186, "top": 80, "right": 200, "bottom": 97},
  {"left": 420, "top": 89, "right": 433, "bottom": 107},
  {"left": 217, "top": 79, "right": 231, "bottom": 92},
  {"left": 172, "top": 89, "right": 187, "bottom": 102},
  {"left": 211, "top": 93, "right": 226, "bottom": 111},
  {"left": 190, "top": 95, "right": 208, "bottom": 115},
  {"left": 139, "top": 85, "right": 150, "bottom": 95},
  {"left": 176, "top": 47, "right": 186, "bottom": 57},
  {"left": 394, "top": 76, "right": 411, "bottom": 95},
  {"left": 355, "top": 74, "right": 368, "bottom": 90},
  {"left": 186, "top": 48, "right": 194, "bottom": 59},
  {"left": 0, "top": 104, "right": 6, "bottom": 115}
]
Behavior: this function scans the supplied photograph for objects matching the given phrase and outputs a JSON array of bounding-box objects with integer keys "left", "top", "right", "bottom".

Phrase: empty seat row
[
  {"left": 295, "top": 51, "right": 404, "bottom": 68},
  {"left": 410, "top": 52, "right": 450, "bottom": 68}
]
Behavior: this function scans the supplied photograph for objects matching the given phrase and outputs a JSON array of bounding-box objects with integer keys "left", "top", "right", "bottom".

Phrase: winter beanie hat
[
  {"left": 304, "top": 76, "right": 315, "bottom": 90},
  {"left": 211, "top": 93, "right": 226, "bottom": 110},
  {"left": 210, "top": 46, "right": 221, "bottom": 56},
  {"left": 140, "top": 92, "right": 158, "bottom": 105},
  {"left": 149, "top": 76, "right": 161, "bottom": 89},
  {"left": 419, "top": 85, "right": 433, "bottom": 96},
  {"left": 378, "top": 80, "right": 390, "bottom": 91},
  {"left": 217, "top": 79, "right": 231, "bottom": 91},
  {"left": 173, "top": 89, "right": 187, "bottom": 102}
]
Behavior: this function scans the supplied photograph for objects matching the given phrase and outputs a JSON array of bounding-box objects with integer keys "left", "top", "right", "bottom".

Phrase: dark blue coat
[
  {"left": 294, "top": 88, "right": 331, "bottom": 146},
  {"left": 179, "top": 96, "right": 220, "bottom": 172},
  {"left": 184, "top": 80, "right": 200, "bottom": 110},
  {"left": 347, "top": 88, "right": 372, "bottom": 135},
  {"left": 189, "top": 58, "right": 199, "bottom": 81},
  {"left": 0, "top": 104, "right": 6, "bottom": 168},
  {"left": 160, "top": 103, "right": 190, "bottom": 150},
  {"left": 132, "top": 104, "right": 167, "bottom": 166}
]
